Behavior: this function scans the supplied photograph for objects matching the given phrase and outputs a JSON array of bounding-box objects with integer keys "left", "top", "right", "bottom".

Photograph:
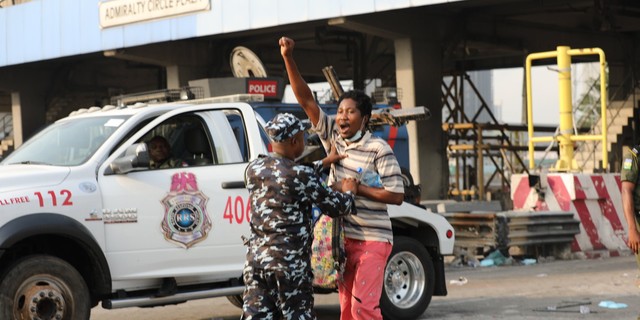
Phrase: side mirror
[{"left": 107, "top": 143, "right": 150, "bottom": 174}]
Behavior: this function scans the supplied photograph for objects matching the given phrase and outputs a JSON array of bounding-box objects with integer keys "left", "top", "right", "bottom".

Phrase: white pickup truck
[{"left": 0, "top": 94, "right": 454, "bottom": 320}]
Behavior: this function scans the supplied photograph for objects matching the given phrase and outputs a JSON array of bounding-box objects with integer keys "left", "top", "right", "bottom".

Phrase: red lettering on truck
[{"left": 0, "top": 196, "right": 30, "bottom": 206}]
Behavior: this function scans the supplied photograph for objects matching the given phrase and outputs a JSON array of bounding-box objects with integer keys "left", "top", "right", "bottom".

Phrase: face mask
[
  {"left": 345, "top": 116, "right": 368, "bottom": 143},
  {"left": 345, "top": 129, "right": 363, "bottom": 143}
]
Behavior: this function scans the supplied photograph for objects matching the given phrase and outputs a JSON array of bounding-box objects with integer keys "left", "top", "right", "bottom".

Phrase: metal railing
[
  {"left": 0, "top": 113, "right": 12, "bottom": 140},
  {"left": 526, "top": 47, "right": 609, "bottom": 172},
  {"left": 573, "top": 72, "right": 633, "bottom": 171}
]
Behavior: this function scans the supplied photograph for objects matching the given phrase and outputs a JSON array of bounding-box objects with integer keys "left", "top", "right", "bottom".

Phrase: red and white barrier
[{"left": 511, "top": 173, "right": 627, "bottom": 254}]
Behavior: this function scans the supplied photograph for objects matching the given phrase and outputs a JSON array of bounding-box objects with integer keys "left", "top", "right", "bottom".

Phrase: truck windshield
[{"left": 1, "top": 116, "right": 128, "bottom": 166}]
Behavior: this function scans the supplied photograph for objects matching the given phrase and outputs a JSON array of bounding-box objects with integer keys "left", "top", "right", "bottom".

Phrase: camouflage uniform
[
  {"left": 242, "top": 114, "right": 356, "bottom": 320},
  {"left": 150, "top": 157, "right": 185, "bottom": 169},
  {"left": 622, "top": 146, "right": 640, "bottom": 212},
  {"left": 621, "top": 145, "right": 640, "bottom": 268}
]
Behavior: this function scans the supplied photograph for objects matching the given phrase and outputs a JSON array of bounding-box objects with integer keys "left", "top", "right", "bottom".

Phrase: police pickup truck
[{"left": 0, "top": 93, "right": 454, "bottom": 320}]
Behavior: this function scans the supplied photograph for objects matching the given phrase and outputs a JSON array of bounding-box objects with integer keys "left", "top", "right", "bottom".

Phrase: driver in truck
[
  {"left": 148, "top": 135, "right": 186, "bottom": 169},
  {"left": 280, "top": 36, "right": 404, "bottom": 320}
]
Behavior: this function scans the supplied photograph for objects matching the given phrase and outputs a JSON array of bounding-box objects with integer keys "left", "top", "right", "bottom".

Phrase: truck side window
[
  {"left": 130, "top": 110, "right": 248, "bottom": 167},
  {"left": 258, "top": 121, "right": 272, "bottom": 153},
  {"left": 135, "top": 114, "right": 214, "bottom": 168},
  {"left": 183, "top": 124, "right": 216, "bottom": 166},
  {"left": 225, "top": 111, "right": 249, "bottom": 162},
  {"left": 192, "top": 109, "right": 246, "bottom": 164}
]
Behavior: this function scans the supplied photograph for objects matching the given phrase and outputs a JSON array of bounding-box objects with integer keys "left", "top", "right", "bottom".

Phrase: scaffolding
[{"left": 442, "top": 73, "right": 558, "bottom": 201}]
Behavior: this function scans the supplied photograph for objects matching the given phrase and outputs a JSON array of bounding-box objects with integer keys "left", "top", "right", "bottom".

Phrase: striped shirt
[{"left": 312, "top": 108, "right": 404, "bottom": 243}]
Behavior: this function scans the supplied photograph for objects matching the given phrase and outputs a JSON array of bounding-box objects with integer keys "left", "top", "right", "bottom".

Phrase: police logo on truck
[{"left": 161, "top": 172, "right": 212, "bottom": 249}]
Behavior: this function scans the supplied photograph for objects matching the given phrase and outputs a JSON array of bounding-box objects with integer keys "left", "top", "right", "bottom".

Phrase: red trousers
[{"left": 338, "top": 238, "right": 392, "bottom": 320}]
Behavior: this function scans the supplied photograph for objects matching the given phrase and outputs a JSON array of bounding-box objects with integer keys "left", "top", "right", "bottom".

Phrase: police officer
[
  {"left": 242, "top": 113, "right": 358, "bottom": 320},
  {"left": 621, "top": 145, "right": 640, "bottom": 270},
  {"left": 148, "top": 135, "right": 186, "bottom": 169}
]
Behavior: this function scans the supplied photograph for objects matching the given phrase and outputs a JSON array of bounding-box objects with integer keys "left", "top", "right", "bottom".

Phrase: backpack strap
[{"left": 331, "top": 217, "right": 343, "bottom": 265}]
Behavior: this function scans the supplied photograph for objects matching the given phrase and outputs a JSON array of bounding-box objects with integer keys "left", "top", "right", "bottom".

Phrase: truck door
[{"left": 98, "top": 107, "right": 257, "bottom": 285}]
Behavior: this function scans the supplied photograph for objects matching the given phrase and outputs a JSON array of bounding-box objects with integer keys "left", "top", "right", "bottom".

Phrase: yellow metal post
[
  {"left": 526, "top": 49, "right": 557, "bottom": 170},
  {"left": 526, "top": 56, "right": 535, "bottom": 170},
  {"left": 555, "top": 46, "right": 579, "bottom": 171},
  {"left": 594, "top": 48, "right": 609, "bottom": 170}
]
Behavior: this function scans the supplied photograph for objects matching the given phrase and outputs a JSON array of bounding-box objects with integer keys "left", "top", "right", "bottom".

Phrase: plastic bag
[
  {"left": 311, "top": 214, "right": 345, "bottom": 291},
  {"left": 357, "top": 167, "right": 382, "bottom": 188}
]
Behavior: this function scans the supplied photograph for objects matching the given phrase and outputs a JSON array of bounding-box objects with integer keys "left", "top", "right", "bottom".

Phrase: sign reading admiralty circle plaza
[{"left": 99, "top": 0, "right": 210, "bottom": 28}]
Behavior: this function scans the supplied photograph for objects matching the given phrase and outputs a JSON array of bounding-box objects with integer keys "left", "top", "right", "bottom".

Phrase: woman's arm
[
  {"left": 622, "top": 181, "right": 640, "bottom": 253},
  {"left": 357, "top": 185, "right": 404, "bottom": 205},
  {"left": 333, "top": 179, "right": 404, "bottom": 205},
  {"left": 279, "top": 37, "right": 321, "bottom": 126}
]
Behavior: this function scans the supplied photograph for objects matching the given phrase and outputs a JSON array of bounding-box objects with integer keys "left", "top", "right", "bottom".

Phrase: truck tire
[
  {"left": 226, "top": 294, "right": 244, "bottom": 309},
  {"left": 0, "top": 255, "right": 91, "bottom": 320},
  {"left": 381, "top": 236, "right": 435, "bottom": 320}
]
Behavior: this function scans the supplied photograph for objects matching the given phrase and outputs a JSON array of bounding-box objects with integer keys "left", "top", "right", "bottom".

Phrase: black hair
[
  {"left": 338, "top": 90, "right": 372, "bottom": 123},
  {"left": 148, "top": 135, "right": 172, "bottom": 162},
  {"left": 149, "top": 135, "right": 170, "bottom": 147}
]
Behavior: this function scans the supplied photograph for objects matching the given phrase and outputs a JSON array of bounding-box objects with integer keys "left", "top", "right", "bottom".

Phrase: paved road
[
  {"left": 427, "top": 254, "right": 639, "bottom": 319},
  {"left": 91, "top": 255, "right": 640, "bottom": 319}
]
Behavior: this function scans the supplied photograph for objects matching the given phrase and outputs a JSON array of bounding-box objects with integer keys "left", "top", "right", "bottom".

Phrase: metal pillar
[
  {"left": 526, "top": 46, "right": 609, "bottom": 172},
  {"left": 556, "top": 46, "right": 577, "bottom": 171}
]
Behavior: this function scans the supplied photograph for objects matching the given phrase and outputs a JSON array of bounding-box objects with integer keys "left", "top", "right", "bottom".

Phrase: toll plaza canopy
[{"left": 2, "top": 0, "right": 640, "bottom": 200}]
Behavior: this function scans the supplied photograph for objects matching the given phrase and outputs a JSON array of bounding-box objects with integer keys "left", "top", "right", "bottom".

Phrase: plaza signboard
[{"left": 99, "top": 0, "right": 210, "bottom": 28}]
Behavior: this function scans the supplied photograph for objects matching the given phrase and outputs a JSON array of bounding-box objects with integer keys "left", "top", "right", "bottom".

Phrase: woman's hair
[{"left": 338, "top": 90, "right": 373, "bottom": 122}]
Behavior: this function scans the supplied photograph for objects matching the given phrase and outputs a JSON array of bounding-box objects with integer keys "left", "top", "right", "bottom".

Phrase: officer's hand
[
  {"left": 323, "top": 145, "right": 347, "bottom": 168},
  {"left": 279, "top": 37, "right": 295, "bottom": 57},
  {"left": 342, "top": 177, "right": 359, "bottom": 195}
]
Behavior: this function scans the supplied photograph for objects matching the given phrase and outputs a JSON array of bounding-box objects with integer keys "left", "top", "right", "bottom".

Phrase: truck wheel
[
  {"left": 226, "top": 294, "right": 244, "bottom": 309},
  {"left": 381, "top": 236, "right": 435, "bottom": 320},
  {"left": 0, "top": 255, "right": 90, "bottom": 320}
]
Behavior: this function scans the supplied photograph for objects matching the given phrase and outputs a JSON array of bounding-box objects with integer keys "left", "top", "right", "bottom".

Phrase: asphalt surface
[
  {"left": 91, "top": 255, "right": 640, "bottom": 319},
  {"left": 426, "top": 254, "right": 639, "bottom": 319}
]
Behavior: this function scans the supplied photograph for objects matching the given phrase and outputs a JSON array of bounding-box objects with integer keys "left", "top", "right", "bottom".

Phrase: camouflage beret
[{"left": 264, "top": 113, "right": 310, "bottom": 142}]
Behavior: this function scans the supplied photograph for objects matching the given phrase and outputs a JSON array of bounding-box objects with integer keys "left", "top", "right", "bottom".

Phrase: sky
[{"left": 493, "top": 62, "right": 600, "bottom": 125}]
